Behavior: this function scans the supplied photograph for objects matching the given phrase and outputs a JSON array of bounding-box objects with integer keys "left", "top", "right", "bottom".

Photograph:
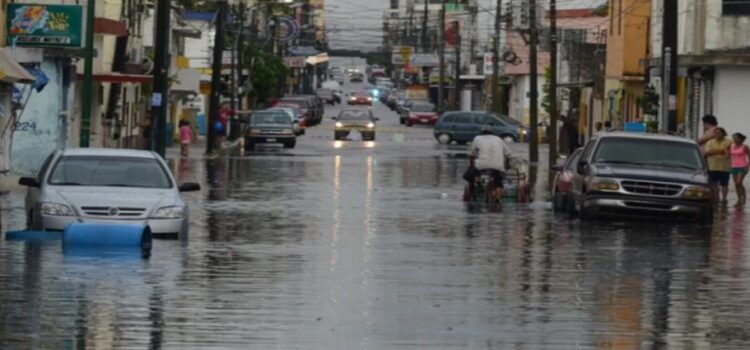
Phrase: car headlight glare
[
  {"left": 152, "top": 206, "right": 185, "bottom": 219},
  {"left": 683, "top": 186, "right": 711, "bottom": 199},
  {"left": 366, "top": 122, "right": 375, "bottom": 128},
  {"left": 589, "top": 178, "right": 620, "bottom": 191},
  {"left": 367, "top": 97, "right": 373, "bottom": 101},
  {"left": 40, "top": 202, "right": 73, "bottom": 216},
  {"left": 335, "top": 122, "right": 344, "bottom": 128},
  {"left": 521, "top": 129, "right": 528, "bottom": 135}
]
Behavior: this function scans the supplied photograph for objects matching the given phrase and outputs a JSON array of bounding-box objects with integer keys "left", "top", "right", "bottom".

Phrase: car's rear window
[
  {"left": 252, "top": 113, "right": 291, "bottom": 125},
  {"left": 594, "top": 137, "right": 705, "bottom": 170},
  {"left": 410, "top": 103, "right": 435, "bottom": 112},
  {"left": 48, "top": 156, "right": 172, "bottom": 188}
]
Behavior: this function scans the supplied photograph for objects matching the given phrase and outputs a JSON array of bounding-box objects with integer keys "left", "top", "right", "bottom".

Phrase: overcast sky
[{"left": 325, "top": 0, "right": 607, "bottom": 52}]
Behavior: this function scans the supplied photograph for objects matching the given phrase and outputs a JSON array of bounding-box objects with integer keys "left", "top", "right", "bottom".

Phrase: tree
[{"left": 246, "top": 48, "right": 289, "bottom": 104}]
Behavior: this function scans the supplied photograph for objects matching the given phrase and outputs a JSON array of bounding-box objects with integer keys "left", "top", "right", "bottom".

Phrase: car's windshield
[
  {"left": 410, "top": 103, "right": 435, "bottom": 112},
  {"left": 267, "top": 108, "right": 295, "bottom": 119},
  {"left": 339, "top": 110, "right": 371, "bottom": 121},
  {"left": 593, "top": 138, "right": 705, "bottom": 170},
  {"left": 48, "top": 156, "right": 172, "bottom": 188}
]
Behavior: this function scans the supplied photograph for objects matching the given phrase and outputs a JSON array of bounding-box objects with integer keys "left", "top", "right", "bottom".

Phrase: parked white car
[{"left": 20, "top": 148, "right": 201, "bottom": 236}]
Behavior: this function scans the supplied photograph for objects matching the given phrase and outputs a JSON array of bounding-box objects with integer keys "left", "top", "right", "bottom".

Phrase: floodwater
[{"left": 2, "top": 83, "right": 750, "bottom": 350}]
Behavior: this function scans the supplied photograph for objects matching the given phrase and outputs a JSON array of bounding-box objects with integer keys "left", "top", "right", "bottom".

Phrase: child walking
[
  {"left": 179, "top": 119, "right": 193, "bottom": 157},
  {"left": 731, "top": 133, "right": 749, "bottom": 207}
]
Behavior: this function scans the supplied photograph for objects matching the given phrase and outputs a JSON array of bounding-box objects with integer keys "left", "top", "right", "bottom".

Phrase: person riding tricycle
[{"left": 463, "top": 127, "right": 528, "bottom": 204}]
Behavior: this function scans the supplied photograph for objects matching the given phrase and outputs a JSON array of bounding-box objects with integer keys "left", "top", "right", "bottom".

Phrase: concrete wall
[
  {"left": 713, "top": 66, "right": 750, "bottom": 140},
  {"left": 10, "top": 60, "right": 64, "bottom": 176},
  {"left": 509, "top": 74, "right": 546, "bottom": 124}
]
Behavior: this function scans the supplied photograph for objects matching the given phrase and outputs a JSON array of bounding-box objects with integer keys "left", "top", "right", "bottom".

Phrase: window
[
  {"left": 441, "top": 114, "right": 456, "bottom": 123},
  {"left": 565, "top": 150, "right": 583, "bottom": 171},
  {"left": 454, "top": 114, "right": 472, "bottom": 124},
  {"left": 48, "top": 156, "right": 173, "bottom": 189},
  {"left": 724, "top": 0, "right": 750, "bottom": 15}
]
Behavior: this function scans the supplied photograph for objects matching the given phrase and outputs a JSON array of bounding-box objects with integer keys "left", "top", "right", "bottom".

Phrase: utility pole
[
  {"left": 421, "top": 0, "right": 429, "bottom": 52},
  {"left": 80, "top": 0, "right": 96, "bottom": 147},
  {"left": 491, "top": 0, "right": 502, "bottom": 114},
  {"left": 548, "top": 0, "right": 559, "bottom": 186},
  {"left": 151, "top": 0, "right": 170, "bottom": 157},
  {"left": 438, "top": 0, "right": 446, "bottom": 112},
  {"left": 207, "top": 2, "right": 226, "bottom": 155},
  {"left": 663, "top": 0, "right": 678, "bottom": 132},
  {"left": 453, "top": 21, "right": 461, "bottom": 110},
  {"left": 528, "top": 0, "right": 539, "bottom": 163}
]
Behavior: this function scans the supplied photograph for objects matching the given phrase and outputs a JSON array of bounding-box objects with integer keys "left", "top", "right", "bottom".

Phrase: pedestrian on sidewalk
[
  {"left": 705, "top": 127, "right": 733, "bottom": 204},
  {"left": 730, "top": 132, "right": 749, "bottom": 207},
  {"left": 698, "top": 115, "right": 719, "bottom": 147},
  {"left": 179, "top": 119, "right": 193, "bottom": 157}
]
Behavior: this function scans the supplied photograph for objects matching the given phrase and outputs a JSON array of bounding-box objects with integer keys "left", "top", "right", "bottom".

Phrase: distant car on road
[
  {"left": 433, "top": 111, "right": 521, "bottom": 145},
  {"left": 552, "top": 148, "right": 583, "bottom": 212},
  {"left": 244, "top": 110, "right": 297, "bottom": 151},
  {"left": 316, "top": 88, "right": 337, "bottom": 105},
  {"left": 404, "top": 102, "right": 439, "bottom": 126},
  {"left": 350, "top": 72, "right": 364, "bottom": 82},
  {"left": 279, "top": 97, "right": 321, "bottom": 126},
  {"left": 348, "top": 91, "right": 372, "bottom": 106},
  {"left": 333, "top": 108, "right": 379, "bottom": 141},
  {"left": 20, "top": 148, "right": 201, "bottom": 236},
  {"left": 568, "top": 132, "right": 713, "bottom": 222}
]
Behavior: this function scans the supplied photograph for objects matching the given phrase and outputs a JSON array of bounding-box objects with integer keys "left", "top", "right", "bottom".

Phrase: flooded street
[{"left": 2, "top": 91, "right": 750, "bottom": 349}]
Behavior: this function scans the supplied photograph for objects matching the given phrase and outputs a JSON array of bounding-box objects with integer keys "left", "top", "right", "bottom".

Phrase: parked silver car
[{"left": 20, "top": 148, "right": 201, "bottom": 236}]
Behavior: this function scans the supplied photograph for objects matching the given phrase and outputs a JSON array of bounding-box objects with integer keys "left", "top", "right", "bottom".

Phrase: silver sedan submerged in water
[{"left": 19, "top": 148, "right": 201, "bottom": 236}]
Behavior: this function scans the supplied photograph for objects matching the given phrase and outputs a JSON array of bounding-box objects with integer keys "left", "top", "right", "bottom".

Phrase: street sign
[
  {"left": 270, "top": 16, "right": 300, "bottom": 43},
  {"left": 283, "top": 56, "right": 305, "bottom": 68},
  {"left": 391, "top": 46, "right": 414, "bottom": 66},
  {"left": 409, "top": 53, "right": 439, "bottom": 67},
  {"left": 151, "top": 92, "right": 162, "bottom": 107},
  {"left": 6, "top": 4, "right": 83, "bottom": 47}
]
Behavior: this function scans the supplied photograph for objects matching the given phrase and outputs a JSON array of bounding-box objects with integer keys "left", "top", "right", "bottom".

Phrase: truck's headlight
[
  {"left": 335, "top": 122, "right": 343, "bottom": 128},
  {"left": 366, "top": 122, "right": 375, "bottom": 128},
  {"left": 589, "top": 178, "right": 620, "bottom": 191},
  {"left": 40, "top": 202, "right": 73, "bottom": 216},
  {"left": 281, "top": 129, "right": 294, "bottom": 135},
  {"left": 151, "top": 206, "right": 185, "bottom": 219},
  {"left": 683, "top": 186, "right": 711, "bottom": 199}
]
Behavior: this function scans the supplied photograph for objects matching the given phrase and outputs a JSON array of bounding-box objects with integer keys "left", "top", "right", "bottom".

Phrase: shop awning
[
  {"left": 306, "top": 53, "right": 329, "bottom": 66},
  {"left": 76, "top": 72, "right": 152, "bottom": 83},
  {"left": 0, "top": 50, "right": 34, "bottom": 84}
]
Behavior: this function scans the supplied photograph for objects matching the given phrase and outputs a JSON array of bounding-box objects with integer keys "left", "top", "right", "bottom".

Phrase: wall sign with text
[{"left": 6, "top": 4, "right": 83, "bottom": 47}]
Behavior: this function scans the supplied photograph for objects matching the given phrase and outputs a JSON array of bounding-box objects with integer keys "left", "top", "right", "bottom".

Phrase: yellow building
[{"left": 604, "top": 0, "right": 651, "bottom": 125}]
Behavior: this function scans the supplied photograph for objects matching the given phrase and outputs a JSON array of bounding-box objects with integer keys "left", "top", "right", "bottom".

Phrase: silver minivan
[{"left": 19, "top": 148, "right": 201, "bottom": 236}]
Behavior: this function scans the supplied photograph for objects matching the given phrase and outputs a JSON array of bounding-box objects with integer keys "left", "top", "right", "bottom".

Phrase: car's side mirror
[
  {"left": 331, "top": 117, "right": 337, "bottom": 120},
  {"left": 19, "top": 177, "right": 39, "bottom": 188},
  {"left": 576, "top": 161, "right": 588, "bottom": 175},
  {"left": 178, "top": 183, "right": 201, "bottom": 192}
]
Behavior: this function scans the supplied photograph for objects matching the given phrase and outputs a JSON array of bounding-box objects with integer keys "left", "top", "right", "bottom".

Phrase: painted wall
[
  {"left": 605, "top": 0, "right": 650, "bottom": 79},
  {"left": 10, "top": 60, "right": 63, "bottom": 176},
  {"left": 509, "top": 74, "right": 546, "bottom": 124},
  {"left": 714, "top": 67, "right": 750, "bottom": 140}
]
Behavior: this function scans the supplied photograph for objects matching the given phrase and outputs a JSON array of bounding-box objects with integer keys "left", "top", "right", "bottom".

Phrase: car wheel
[
  {"left": 437, "top": 133, "right": 452, "bottom": 144},
  {"left": 500, "top": 134, "right": 517, "bottom": 143},
  {"left": 284, "top": 140, "right": 296, "bottom": 149}
]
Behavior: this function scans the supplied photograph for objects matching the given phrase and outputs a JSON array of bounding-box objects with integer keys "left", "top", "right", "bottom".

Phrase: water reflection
[{"left": 3, "top": 145, "right": 750, "bottom": 348}]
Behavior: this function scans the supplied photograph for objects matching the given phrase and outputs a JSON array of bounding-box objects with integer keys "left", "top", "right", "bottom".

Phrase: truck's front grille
[{"left": 621, "top": 181, "right": 682, "bottom": 197}]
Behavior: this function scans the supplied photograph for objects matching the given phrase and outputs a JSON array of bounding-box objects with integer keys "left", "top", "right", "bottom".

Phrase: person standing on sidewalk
[
  {"left": 179, "top": 119, "right": 193, "bottom": 158},
  {"left": 705, "top": 127, "right": 733, "bottom": 204},
  {"left": 730, "top": 132, "right": 749, "bottom": 207}
]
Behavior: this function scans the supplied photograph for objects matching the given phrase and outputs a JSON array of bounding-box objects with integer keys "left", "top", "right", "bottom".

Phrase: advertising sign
[
  {"left": 283, "top": 56, "right": 306, "bottom": 68},
  {"left": 7, "top": 4, "right": 83, "bottom": 47},
  {"left": 391, "top": 46, "right": 414, "bottom": 66},
  {"left": 410, "top": 53, "right": 439, "bottom": 67}
]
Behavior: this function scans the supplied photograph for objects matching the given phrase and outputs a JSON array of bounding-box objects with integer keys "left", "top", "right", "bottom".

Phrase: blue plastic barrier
[
  {"left": 62, "top": 223, "right": 152, "bottom": 252},
  {"left": 5, "top": 230, "right": 62, "bottom": 241},
  {"left": 624, "top": 122, "right": 646, "bottom": 133}
]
